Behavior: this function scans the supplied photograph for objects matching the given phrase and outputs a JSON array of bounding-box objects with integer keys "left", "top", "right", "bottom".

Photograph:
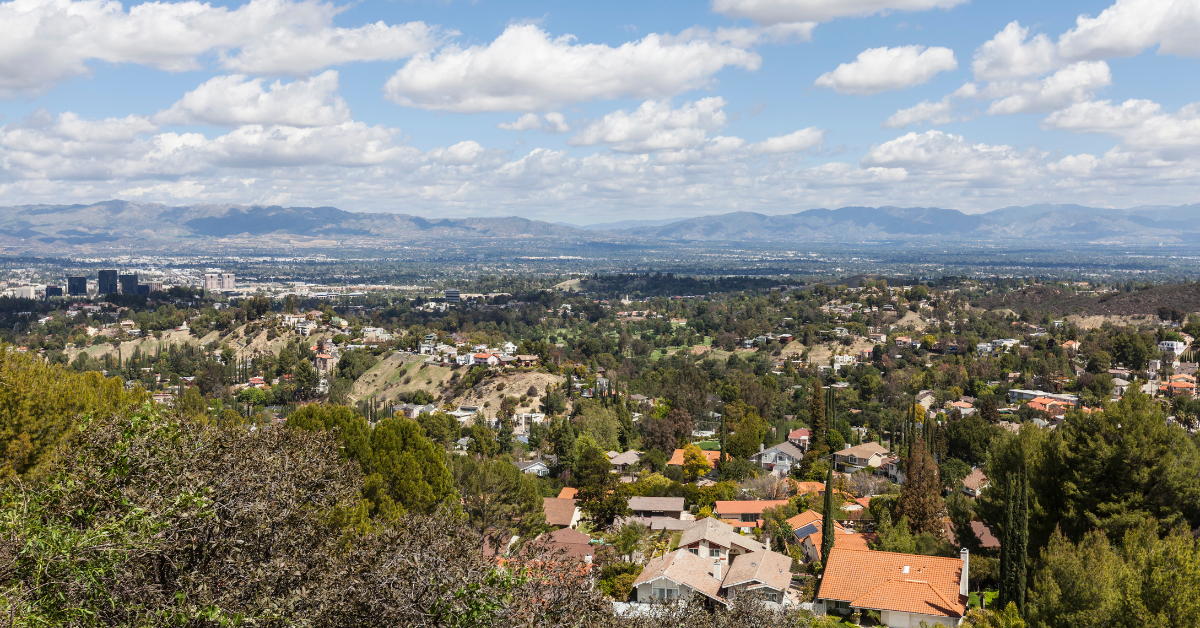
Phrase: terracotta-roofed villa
[{"left": 816, "top": 547, "right": 969, "bottom": 627}]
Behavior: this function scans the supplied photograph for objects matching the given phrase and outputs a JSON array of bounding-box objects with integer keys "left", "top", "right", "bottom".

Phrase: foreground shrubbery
[{"left": 0, "top": 404, "right": 823, "bottom": 627}]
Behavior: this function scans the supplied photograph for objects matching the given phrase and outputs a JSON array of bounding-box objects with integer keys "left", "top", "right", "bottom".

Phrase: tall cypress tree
[
  {"left": 1016, "top": 468, "right": 1028, "bottom": 615},
  {"left": 810, "top": 384, "right": 826, "bottom": 445},
  {"left": 820, "top": 468, "right": 836, "bottom": 566}
]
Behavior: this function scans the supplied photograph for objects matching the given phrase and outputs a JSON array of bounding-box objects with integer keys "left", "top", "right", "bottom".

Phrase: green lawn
[
  {"left": 969, "top": 590, "right": 999, "bottom": 609},
  {"left": 695, "top": 441, "right": 721, "bottom": 451}
]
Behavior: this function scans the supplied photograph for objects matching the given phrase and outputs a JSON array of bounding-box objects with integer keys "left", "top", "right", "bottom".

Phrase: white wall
[{"left": 880, "top": 610, "right": 964, "bottom": 627}]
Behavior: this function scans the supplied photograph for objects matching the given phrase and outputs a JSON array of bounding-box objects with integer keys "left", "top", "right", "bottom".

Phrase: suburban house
[
  {"left": 677, "top": 517, "right": 767, "bottom": 563},
  {"left": 608, "top": 450, "right": 642, "bottom": 472},
  {"left": 787, "top": 428, "right": 811, "bottom": 451},
  {"left": 667, "top": 448, "right": 722, "bottom": 469},
  {"left": 832, "top": 442, "right": 891, "bottom": 473},
  {"left": 515, "top": 460, "right": 551, "bottom": 477},
  {"left": 816, "top": 548, "right": 969, "bottom": 627},
  {"left": 542, "top": 497, "right": 581, "bottom": 529},
  {"left": 628, "top": 496, "right": 685, "bottom": 519},
  {"left": 720, "top": 550, "right": 794, "bottom": 604},
  {"left": 471, "top": 353, "right": 500, "bottom": 366},
  {"left": 881, "top": 456, "right": 905, "bottom": 484},
  {"left": 714, "top": 500, "right": 790, "bottom": 530},
  {"left": 961, "top": 469, "right": 989, "bottom": 497},
  {"left": 515, "top": 354, "right": 540, "bottom": 367},
  {"left": 786, "top": 511, "right": 872, "bottom": 564},
  {"left": 748, "top": 441, "right": 806, "bottom": 476},
  {"left": 631, "top": 547, "right": 793, "bottom": 607}
]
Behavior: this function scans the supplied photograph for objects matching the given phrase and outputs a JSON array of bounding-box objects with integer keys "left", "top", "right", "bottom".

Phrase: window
[
  {"left": 689, "top": 548, "right": 699, "bottom": 555},
  {"left": 709, "top": 548, "right": 721, "bottom": 557},
  {"left": 653, "top": 587, "right": 679, "bottom": 601}
]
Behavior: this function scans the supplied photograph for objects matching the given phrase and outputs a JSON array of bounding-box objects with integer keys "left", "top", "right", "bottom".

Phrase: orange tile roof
[
  {"left": 714, "top": 500, "right": 790, "bottom": 515},
  {"left": 819, "top": 548, "right": 966, "bottom": 619},
  {"left": 666, "top": 448, "right": 721, "bottom": 466},
  {"left": 793, "top": 481, "right": 826, "bottom": 494},
  {"left": 557, "top": 487, "right": 578, "bottom": 499}
]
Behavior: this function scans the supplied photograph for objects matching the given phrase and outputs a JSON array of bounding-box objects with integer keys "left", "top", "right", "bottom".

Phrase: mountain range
[{"left": 0, "top": 200, "right": 1198, "bottom": 252}]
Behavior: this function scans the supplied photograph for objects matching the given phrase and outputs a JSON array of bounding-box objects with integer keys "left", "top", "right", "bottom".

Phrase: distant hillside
[
  {"left": 0, "top": 201, "right": 601, "bottom": 250},
  {"left": 973, "top": 283, "right": 1200, "bottom": 317},
  {"left": 2, "top": 200, "right": 1200, "bottom": 252},
  {"left": 617, "top": 204, "right": 1200, "bottom": 244}
]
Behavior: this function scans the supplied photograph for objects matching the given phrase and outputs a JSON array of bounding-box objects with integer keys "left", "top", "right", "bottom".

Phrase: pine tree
[{"left": 820, "top": 468, "right": 836, "bottom": 566}]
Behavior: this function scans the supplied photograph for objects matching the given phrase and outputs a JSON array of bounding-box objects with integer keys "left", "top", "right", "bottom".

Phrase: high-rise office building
[
  {"left": 119, "top": 274, "right": 139, "bottom": 294},
  {"left": 445, "top": 289, "right": 461, "bottom": 303},
  {"left": 205, "top": 273, "right": 220, "bottom": 291},
  {"left": 67, "top": 276, "right": 87, "bottom": 296},
  {"left": 220, "top": 273, "right": 235, "bottom": 290},
  {"left": 141, "top": 281, "right": 163, "bottom": 293},
  {"left": 45, "top": 285, "right": 63, "bottom": 298},
  {"left": 98, "top": 270, "right": 118, "bottom": 294}
]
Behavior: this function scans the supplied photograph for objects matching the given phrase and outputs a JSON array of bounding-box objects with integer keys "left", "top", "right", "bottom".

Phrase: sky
[{"left": 2, "top": 0, "right": 1200, "bottom": 223}]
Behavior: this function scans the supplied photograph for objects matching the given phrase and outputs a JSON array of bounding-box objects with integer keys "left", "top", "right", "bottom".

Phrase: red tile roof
[{"left": 819, "top": 548, "right": 966, "bottom": 618}]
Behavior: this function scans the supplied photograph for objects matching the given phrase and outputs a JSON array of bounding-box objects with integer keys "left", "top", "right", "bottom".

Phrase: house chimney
[
  {"left": 759, "top": 443, "right": 764, "bottom": 453},
  {"left": 959, "top": 548, "right": 970, "bottom": 597},
  {"left": 713, "top": 559, "right": 722, "bottom": 581}
]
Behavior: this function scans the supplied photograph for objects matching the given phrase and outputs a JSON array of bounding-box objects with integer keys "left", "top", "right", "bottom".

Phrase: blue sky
[{"left": 2, "top": 0, "right": 1200, "bottom": 222}]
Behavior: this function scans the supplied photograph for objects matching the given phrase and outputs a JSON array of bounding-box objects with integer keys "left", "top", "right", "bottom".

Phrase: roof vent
[{"left": 902, "top": 566, "right": 910, "bottom": 574}]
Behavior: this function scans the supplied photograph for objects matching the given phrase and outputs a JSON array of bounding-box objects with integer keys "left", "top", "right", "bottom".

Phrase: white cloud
[
  {"left": 383, "top": 24, "right": 760, "bottom": 112},
  {"left": 0, "top": 0, "right": 439, "bottom": 97},
  {"left": 984, "top": 61, "right": 1111, "bottom": 115},
  {"left": 883, "top": 98, "right": 956, "bottom": 128},
  {"left": 154, "top": 72, "right": 350, "bottom": 128},
  {"left": 1041, "top": 98, "right": 1162, "bottom": 134},
  {"left": 1057, "top": 0, "right": 1200, "bottom": 61},
  {"left": 1043, "top": 98, "right": 1200, "bottom": 160},
  {"left": 974, "top": 1, "right": 1200, "bottom": 83},
  {"left": 749, "top": 127, "right": 824, "bottom": 153},
  {"left": 543, "top": 113, "right": 570, "bottom": 133},
  {"left": 861, "top": 130, "right": 1040, "bottom": 186},
  {"left": 711, "top": 0, "right": 968, "bottom": 24},
  {"left": 498, "top": 113, "right": 572, "bottom": 132},
  {"left": 972, "top": 21, "right": 1059, "bottom": 81},
  {"left": 814, "top": 45, "right": 957, "bottom": 96},
  {"left": 221, "top": 20, "right": 443, "bottom": 76},
  {"left": 10, "top": 107, "right": 1200, "bottom": 220},
  {"left": 498, "top": 113, "right": 543, "bottom": 131},
  {"left": 569, "top": 98, "right": 728, "bottom": 152}
]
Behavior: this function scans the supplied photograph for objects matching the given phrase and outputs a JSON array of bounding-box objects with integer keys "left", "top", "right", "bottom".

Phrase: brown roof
[
  {"left": 818, "top": 548, "right": 967, "bottom": 618},
  {"left": 628, "top": 496, "right": 685, "bottom": 512},
  {"left": 632, "top": 550, "right": 725, "bottom": 603},
  {"left": 962, "top": 468, "right": 989, "bottom": 491},
  {"left": 542, "top": 498, "right": 578, "bottom": 527},
  {"left": 557, "top": 487, "right": 578, "bottom": 499},
  {"left": 678, "top": 517, "right": 767, "bottom": 553},
  {"left": 836, "top": 442, "right": 890, "bottom": 460},
  {"left": 548, "top": 527, "right": 592, "bottom": 545},
  {"left": 723, "top": 550, "right": 793, "bottom": 592}
]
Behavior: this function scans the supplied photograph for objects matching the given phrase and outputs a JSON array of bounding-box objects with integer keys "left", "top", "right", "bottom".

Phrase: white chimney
[
  {"left": 959, "top": 548, "right": 970, "bottom": 597},
  {"left": 713, "top": 559, "right": 722, "bottom": 581}
]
